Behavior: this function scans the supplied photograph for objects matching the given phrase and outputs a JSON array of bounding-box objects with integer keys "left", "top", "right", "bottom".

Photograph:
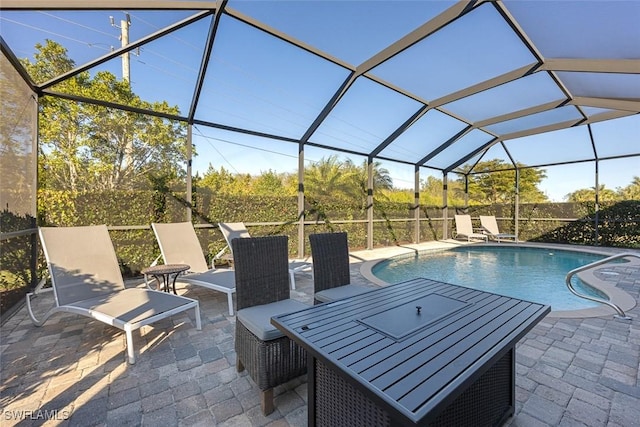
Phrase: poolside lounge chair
[
  {"left": 309, "top": 232, "right": 370, "bottom": 304},
  {"left": 453, "top": 214, "right": 488, "bottom": 242},
  {"left": 151, "top": 222, "right": 236, "bottom": 316},
  {"left": 232, "top": 235, "right": 308, "bottom": 415},
  {"left": 217, "top": 222, "right": 311, "bottom": 290},
  {"left": 480, "top": 215, "right": 518, "bottom": 242},
  {"left": 28, "top": 225, "right": 201, "bottom": 364}
]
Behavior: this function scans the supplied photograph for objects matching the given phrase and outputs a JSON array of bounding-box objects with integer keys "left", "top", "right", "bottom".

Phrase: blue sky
[{"left": 1, "top": 1, "right": 638, "bottom": 201}]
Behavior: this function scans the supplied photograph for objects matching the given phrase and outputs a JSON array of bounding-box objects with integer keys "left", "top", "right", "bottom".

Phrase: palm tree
[
  {"left": 304, "top": 156, "right": 394, "bottom": 208},
  {"left": 304, "top": 155, "right": 357, "bottom": 200},
  {"left": 344, "top": 159, "right": 393, "bottom": 196},
  {"left": 565, "top": 185, "right": 619, "bottom": 202},
  {"left": 620, "top": 176, "right": 640, "bottom": 200}
]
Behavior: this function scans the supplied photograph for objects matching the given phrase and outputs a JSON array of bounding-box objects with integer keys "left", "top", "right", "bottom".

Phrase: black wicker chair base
[
  {"left": 236, "top": 320, "right": 307, "bottom": 414},
  {"left": 313, "top": 349, "right": 514, "bottom": 426}
]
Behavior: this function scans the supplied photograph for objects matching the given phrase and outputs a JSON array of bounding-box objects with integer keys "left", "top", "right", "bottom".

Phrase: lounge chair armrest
[{"left": 212, "top": 246, "right": 229, "bottom": 264}]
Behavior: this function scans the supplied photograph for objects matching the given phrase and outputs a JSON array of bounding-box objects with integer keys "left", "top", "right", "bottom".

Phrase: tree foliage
[
  {"left": 197, "top": 157, "right": 556, "bottom": 208},
  {"left": 456, "top": 159, "right": 548, "bottom": 205},
  {"left": 197, "top": 166, "right": 253, "bottom": 195},
  {"left": 198, "top": 155, "right": 394, "bottom": 206},
  {"left": 252, "top": 169, "right": 290, "bottom": 195},
  {"left": 303, "top": 155, "right": 359, "bottom": 200},
  {"left": 420, "top": 175, "right": 467, "bottom": 207},
  {"left": 22, "top": 40, "right": 186, "bottom": 192},
  {"left": 565, "top": 183, "right": 635, "bottom": 203},
  {"left": 620, "top": 176, "right": 640, "bottom": 200},
  {"left": 303, "top": 156, "right": 394, "bottom": 208}
]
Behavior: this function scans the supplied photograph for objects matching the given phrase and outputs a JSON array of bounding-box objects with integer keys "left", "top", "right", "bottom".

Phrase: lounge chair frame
[
  {"left": 29, "top": 225, "right": 201, "bottom": 364},
  {"left": 453, "top": 215, "right": 488, "bottom": 242},
  {"left": 479, "top": 215, "right": 518, "bottom": 243},
  {"left": 152, "top": 222, "right": 236, "bottom": 315}
]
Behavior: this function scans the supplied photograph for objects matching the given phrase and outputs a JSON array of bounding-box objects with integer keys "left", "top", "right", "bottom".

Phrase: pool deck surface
[{"left": 1, "top": 241, "right": 639, "bottom": 426}]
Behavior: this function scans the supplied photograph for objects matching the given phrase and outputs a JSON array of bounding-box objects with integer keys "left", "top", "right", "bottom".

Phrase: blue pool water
[{"left": 372, "top": 246, "right": 609, "bottom": 311}]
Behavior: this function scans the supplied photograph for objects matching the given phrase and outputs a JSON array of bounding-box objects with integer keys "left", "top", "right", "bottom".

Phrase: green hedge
[{"left": 527, "top": 201, "right": 640, "bottom": 247}]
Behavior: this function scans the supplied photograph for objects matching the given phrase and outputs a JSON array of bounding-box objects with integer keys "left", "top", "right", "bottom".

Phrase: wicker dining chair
[
  {"left": 231, "top": 235, "right": 309, "bottom": 415},
  {"left": 309, "top": 232, "right": 371, "bottom": 304}
]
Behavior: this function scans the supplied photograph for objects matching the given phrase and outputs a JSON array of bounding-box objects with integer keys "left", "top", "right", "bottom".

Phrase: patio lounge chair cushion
[
  {"left": 237, "top": 299, "right": 309, "bottom": 341},
  {"left": 314, "top": 284, "right": 371, "bottom": 304}
]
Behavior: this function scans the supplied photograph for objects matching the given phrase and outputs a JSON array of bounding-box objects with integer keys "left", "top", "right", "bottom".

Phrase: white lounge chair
[
  {"left": 480, "top": 215, "right": 518, "bottom": 242},
  {"left": 28, "top": 225, "right": 201, "bottom": 364},
  {"left": 453, "top": 215, "right": 488, "bottom": 242},
  {"left": 217, "top": 222, "right": 311, "bottom": 290},
  {"left": 151, "top": 222, "right": 236, "bottom": 316}
]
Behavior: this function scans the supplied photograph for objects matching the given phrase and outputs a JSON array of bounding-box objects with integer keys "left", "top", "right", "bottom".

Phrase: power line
[
  {"left": 0, "top": 17, "right": 109, "bottom": 50},
  {"left": 191, "top": 126, "right": 420, "bottom": 188},
  {"left": 192, "top": 125, "right": 325, "bottom": 175},
  {"left": 38, "top": 11, "right": 119, "bottom": 40},
  {"left": 126, "top": 11, "right": 203, "bottom": 51},
  {"left": 192, "top": 126, "right": 241, "bottom": 174}
]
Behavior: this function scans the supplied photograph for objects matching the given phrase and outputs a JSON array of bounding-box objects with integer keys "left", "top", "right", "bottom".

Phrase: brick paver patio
[{"left": 1, "top": 242, "right": 638, "bottom": 426}]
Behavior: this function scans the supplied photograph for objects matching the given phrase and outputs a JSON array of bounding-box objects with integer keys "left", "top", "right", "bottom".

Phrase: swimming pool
[{"left": 371, "top": 246, "right": 609, "bottom": 311}]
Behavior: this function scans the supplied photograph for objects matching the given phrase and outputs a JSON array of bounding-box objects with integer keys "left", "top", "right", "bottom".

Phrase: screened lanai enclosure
[{"left": 1, "top": 1, "right": 639, "bottom": 318}]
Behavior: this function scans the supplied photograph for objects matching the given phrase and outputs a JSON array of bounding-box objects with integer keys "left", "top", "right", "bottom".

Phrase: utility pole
[
  {"left": 110, "top": 13, "right": 134, "bottom": 173},
  {"left": 110, "top": 13, "right": 131, "bottom": 82}
]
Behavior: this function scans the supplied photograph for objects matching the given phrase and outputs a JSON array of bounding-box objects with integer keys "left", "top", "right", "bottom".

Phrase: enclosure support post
[
  {"left": 367, "top": 156, "right": 374, "bottom": 250},
  {"left": 587, "top": 123, "right": 600, "bottom": 245},
  {"left": 442, "top": 173, "right": 448, "bottom": 240},
  {"left": 514, "top": 168, "right": 520, "bottom": 240},
  {"left": 414, "top": 166, "right": 420, "bottom": 244},
  {"left": 463, "top": 174, "right": 469, "bottom": 209},
  {"left": 594, "top": 159, "right": 600, "bottom": 245},
  {"left": 186, "top": 124, "right": 193, "bottom": 222},
  {"left": 298, "top": 142, "right": 305, "bottom": 257}
]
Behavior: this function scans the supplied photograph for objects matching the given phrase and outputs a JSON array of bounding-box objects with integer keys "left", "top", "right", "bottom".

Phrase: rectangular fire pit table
[{"left": 271, "top": 278, "right": 550, "bottom": 426}]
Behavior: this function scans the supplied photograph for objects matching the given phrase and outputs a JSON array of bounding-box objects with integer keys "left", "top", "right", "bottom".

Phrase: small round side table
[{"left": 141, "top": 264, "right": 190, "bottom": 294}]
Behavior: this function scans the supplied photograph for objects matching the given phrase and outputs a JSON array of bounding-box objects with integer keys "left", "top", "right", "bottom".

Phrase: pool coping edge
[{"left": 358, "top": 241, "right": 638, "bottom": 319}]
